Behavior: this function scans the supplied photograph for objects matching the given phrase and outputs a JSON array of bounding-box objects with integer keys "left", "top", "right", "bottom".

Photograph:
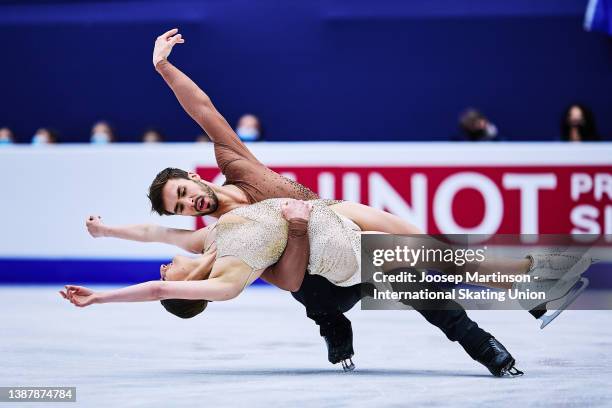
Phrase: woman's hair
[
  {"left": 159, "top": 250, "right": 215, "bottom": 319},
  {"left": 561, "top": 104, "right": 600, "bottom": 141},
  {"left": 160, "top": 299, "right": 208, "bottom": 319}
]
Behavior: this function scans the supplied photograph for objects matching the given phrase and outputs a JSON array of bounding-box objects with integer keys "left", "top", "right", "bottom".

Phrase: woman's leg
[
  {"left": 331, "top": 201, "right": 424, "bottom": 234},
  {"left": 334, "top": 202, "right": 530, "bottom": 289}
]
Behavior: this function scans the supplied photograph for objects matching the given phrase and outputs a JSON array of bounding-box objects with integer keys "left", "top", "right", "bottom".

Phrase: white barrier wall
[{"left": 1, "top": 142, "right": 611, "bottom": 259}]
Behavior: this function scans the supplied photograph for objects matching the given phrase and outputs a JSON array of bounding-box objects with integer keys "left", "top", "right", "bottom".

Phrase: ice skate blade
[
  {"left": 504, "top": 366, "right": 524, "bottom": 377},
  {"left": 341, "top": 358, "right": 355, "bottom": 372},
  {"left": 538, "top": 278, "right": 589, "bottom": 329}
]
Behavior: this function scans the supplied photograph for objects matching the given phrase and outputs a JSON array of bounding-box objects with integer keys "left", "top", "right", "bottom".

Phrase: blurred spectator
[
  {"left": 561, "top": 104, "right": 600, "bottom": 142},
  {"left": 31, "top": 128, "right": 59, "bottom": 145},
  {"left": 235, "top": 113, "right": 263, "bottom": 142},
  {"left": 90, "top": 121, "right": 115, "bottom": 144},
  {"left": 0, "top": 127, "right": 15, "bottom": 146},
  {"left": 458, "top": 108, "right": 499, "bottom": 142},
  {"left": 195, "top": 132, "right": 211, "bottom": 143},
  {"left": 142, "top": 128, "right": 164, "bottom": 143}
]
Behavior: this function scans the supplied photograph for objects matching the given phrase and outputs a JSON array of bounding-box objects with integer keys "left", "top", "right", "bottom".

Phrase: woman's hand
[
  {"left": 153, "top": 28, "right": 185, "bottom": 67},
  {"left": 281, "top": 199, "right": 313, "bottom": 222},
  {"left": 59, "top": 285, "right": 98, "bottom": 308},
  {"left": 85, "top": 215, "right": 107, "bottom": 238}
]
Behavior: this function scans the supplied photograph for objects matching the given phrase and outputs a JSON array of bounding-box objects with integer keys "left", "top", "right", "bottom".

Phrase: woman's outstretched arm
[{"left": 60, "top": 277, "right": 242, "bottom": 307}]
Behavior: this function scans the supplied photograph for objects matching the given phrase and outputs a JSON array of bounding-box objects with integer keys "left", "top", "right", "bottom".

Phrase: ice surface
[{"left": 1, "top": 286, "right": 611, "bottom": 408}]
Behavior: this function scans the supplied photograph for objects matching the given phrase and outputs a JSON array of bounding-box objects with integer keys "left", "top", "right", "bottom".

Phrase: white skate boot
[
  {"left": 514, "top": 248, "right": 595, "bottom": 329},
  {"left": 526, "top": 247, "right": 593, "bottom": 281}
]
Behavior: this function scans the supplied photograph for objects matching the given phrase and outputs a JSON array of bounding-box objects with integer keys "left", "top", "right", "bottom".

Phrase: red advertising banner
[{"left": 196, "top": 165, "right": 612, "bottom": 236}]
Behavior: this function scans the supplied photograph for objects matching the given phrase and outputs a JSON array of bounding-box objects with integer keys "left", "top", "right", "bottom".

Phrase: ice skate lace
[
  {"left": 530, "top": 254, "right": 574, "bottom": 273},
  {"left": 488, "top": 338, "right": 502, "bottom": 353},
  {"left": 542, "top": 254, "right": 579, "bottom": 271}
]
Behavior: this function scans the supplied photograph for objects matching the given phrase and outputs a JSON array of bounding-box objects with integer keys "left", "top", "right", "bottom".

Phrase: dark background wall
[{"left": 1, "top": 0, "right": 610, "bottom": 142}]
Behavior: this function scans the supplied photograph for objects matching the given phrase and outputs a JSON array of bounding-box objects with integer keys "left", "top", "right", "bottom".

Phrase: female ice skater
[
  {"left": 70, "top": 197, "right": 588, "bottom": 305},
  {"left": 71, "top": 199, "right": 520, "bottom": 304}
]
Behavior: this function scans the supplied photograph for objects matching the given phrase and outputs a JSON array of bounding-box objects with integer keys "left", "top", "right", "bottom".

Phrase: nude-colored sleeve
[
  {"left": 260, "top": 219, "right": 309, "bottom": 292},
  {"left": 155, "top": 59, "right": 259, "bottom": 173}
]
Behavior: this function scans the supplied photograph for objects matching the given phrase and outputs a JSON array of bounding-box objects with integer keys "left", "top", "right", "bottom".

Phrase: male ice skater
[{"left": 87, "top": 28, "right": 522, "bottom": 376}]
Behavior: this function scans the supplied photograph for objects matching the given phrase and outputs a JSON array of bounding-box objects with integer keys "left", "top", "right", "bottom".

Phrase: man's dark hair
[
  {"left": 148, "top": 167, "right": 190, "bottom": 215},
  {"left": 160, "top": 299, "right": 209, "bottom": 319}
]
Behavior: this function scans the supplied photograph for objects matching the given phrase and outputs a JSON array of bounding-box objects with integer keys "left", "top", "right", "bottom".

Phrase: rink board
[{"left": 0, "top": 143, "right": 611, "bottom": 284}]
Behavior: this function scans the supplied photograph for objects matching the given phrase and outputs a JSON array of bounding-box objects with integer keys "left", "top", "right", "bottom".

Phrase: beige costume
[{"left": 215, "top": 199, "right": 362, "bottom": 286}]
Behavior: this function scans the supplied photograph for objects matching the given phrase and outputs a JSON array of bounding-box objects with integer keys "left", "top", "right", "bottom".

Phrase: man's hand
[
  {"left": 59, "top": 285, "right": 98, "bottom": 308},
  {"left": 281, "top": 199, "right": 313, "bottom": 222},
  {"left": 86, "top": 215, "right": 107, "bottom": 238},
  {"left": 153, "top": 28, "right": 185, "bottom": 67}
]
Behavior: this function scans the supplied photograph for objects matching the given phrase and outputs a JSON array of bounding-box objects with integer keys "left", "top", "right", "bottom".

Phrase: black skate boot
[
  {"left": 470, "top": 337, "right": 524, "bottom": 377},
  {"left": 319, "top": 314, "right": 355, "bottom": 371}
]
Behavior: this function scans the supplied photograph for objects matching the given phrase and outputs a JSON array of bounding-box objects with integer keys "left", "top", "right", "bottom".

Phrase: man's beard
[{"left": 195, "top": 179, "right": 219, "bottom": 215}]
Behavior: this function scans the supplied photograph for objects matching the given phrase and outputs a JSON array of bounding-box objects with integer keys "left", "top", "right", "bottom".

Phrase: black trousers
[{"left": 292, "top": 273, "right": 491, "bottom": 356}]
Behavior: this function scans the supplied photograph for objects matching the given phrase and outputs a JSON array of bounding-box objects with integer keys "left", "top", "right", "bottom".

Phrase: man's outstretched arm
[{"left": 152, "top": 28, "right": 258, "bottom": 171}]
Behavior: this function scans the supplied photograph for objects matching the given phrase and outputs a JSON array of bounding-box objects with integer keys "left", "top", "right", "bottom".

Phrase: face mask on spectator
[
  {"left": 484, "top": 123, "right": 498, "bottom": 138},
  {"left": 31, "top": 134, "right": 47, "bottom": 145},
  {"left": 468, "top": 122, "right": 497, "bottom": 141},
  {"left": 91, "top": 132, "right": 111, "bottom": 144},
  {"left": 236, "top": 127, "right": 260, "bottom": 142},
  {"left": 0, "top": 137, "right": 13, "bottom": 146}
]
